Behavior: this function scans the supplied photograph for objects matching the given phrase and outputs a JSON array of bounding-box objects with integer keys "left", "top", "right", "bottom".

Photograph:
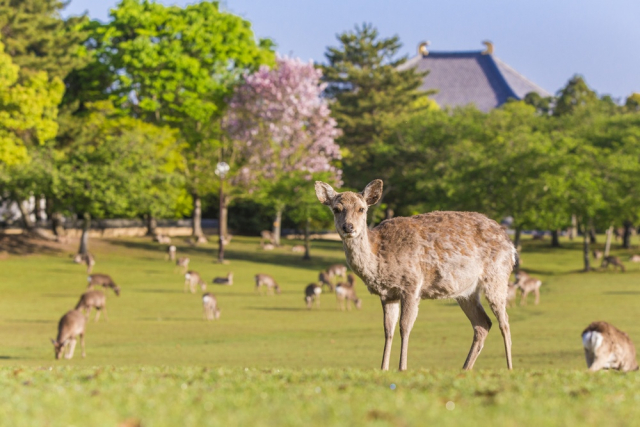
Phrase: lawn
[{"left": 0, "top": 233, "right": 639, "bottom": 426}]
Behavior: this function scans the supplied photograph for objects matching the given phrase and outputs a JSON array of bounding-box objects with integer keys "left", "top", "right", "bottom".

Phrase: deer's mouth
[{"left": 342, "top": 231, "right": 357, "bottom": 239}]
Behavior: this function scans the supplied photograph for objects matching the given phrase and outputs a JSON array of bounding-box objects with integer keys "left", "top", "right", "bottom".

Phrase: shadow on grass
[{"left": 0, "top": 234, "right": 64, "bottom": 256}]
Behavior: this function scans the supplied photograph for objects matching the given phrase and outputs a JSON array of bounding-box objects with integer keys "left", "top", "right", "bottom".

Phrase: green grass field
[{"left": 0, "top": 233, "right": 639, "bottom": 426}]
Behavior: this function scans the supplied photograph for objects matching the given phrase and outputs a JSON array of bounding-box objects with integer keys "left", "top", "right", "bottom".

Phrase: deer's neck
[{"left": 342, "top": 228, "right": 379, "bottom": 284}]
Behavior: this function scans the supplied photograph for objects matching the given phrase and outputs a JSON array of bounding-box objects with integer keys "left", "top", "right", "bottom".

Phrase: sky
[{"left": 62, "top": 0, "right": 640, "bottom": 100}]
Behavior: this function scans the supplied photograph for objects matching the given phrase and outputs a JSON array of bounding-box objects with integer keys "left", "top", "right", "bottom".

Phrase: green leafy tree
[{"left": 554, "top": 75, "right": 599, "bottom": 117}]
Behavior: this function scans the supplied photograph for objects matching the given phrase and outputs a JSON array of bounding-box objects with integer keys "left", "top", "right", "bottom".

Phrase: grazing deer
[
  {"left": 304, "top": 283, "right": 322, "bottom": 309},
  {"left": 202, "top": 293, "right": 221, "bottom": 320},
  {"left": 74, "top": 253, "right": 95, "bottom": 274},
  {"left": 506, "top": 282, "right": 518, "bottom": 308},
  {"left": 260, "top": 230, "right": 275, "bottom": 245},
  {"left": 260, "top": 242, "right": 275, "bottom": 251},
  {"left": 75, "top": 290, "right": 107, "bottom": 322},
  {"left": 335, "top": 276, "right": 362, "bottom": 311},
  {"left": 166, "top": 245, "right": 176, "bottom": 262},
  {"left": 175, "top": 257, "right": 190, "bottom": 273},
  {"left": 212, "top": 272, "right": 233, "bottom": 286},
  {"left": 255, "top": 274, "right": 281, "bottom": 295},
  {"left": 514, "top": 271, "right": 542, "bottom": 305},
  {"left": 630, "top": 254, "right": 640, "bottom": 263},
  {"left": 592, "top": 250, "right": 603, "bottom": 260},
  {"left": 318, "top": 271, "right": 334, "bottom": 292},
  {"left": 50, "top": 310, "right": 86, "bottom": 360},
  {"left": 184, "top": 271, "right": 207, "bottom": 293},
  {"left": 582, "top": 321, "right": 638, "bottom": 372},
  {"left": 315, "top": 179, "right": 515, "bottom": 371},
  {"left": 291, "top": 245, "right": 305, "bottom": 253},
  {"left": 325, "top": 264, "right": 348, "bottom": 282},
  {"left": 532, "top": 233, "right": 545, "bottom": 240},
  {"left": 87, "top": 274, "right": 121, "bottom": 296},
  {"left": 601, "top": 255, "right": 625, "bottom": 272}
]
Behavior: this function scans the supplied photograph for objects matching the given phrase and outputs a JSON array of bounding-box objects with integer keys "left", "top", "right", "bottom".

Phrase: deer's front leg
[
  {"left": 399, "top": 296, "right": 420, "bottom": 371},
  {"left": 380, "top": 299, "right": 400, "bottom": 371}
]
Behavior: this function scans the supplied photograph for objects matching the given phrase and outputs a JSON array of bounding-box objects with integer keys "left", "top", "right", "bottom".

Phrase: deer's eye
[
  {"left": 333, "top": 207, "right": 342, "bottom": 214},
  {"left": 358, "top": 207, "right": 365, "bottom": 213}
]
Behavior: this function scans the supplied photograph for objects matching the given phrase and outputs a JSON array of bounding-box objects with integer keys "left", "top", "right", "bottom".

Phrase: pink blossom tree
[{"left": 224, "top": 56, "right": 342, "bottom": 245}]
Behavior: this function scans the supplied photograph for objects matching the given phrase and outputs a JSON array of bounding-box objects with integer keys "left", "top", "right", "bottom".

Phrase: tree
[
  {"left": 85, "top": 0, "right": 275, "bottom": 243},
  {"left": 224, "top": 57, "right": 342, "bottom": 245},
  {"left": 554, "top": 75, "right": 599, "bottom": 117},
  {"left": 320, "top": 23, "right": 431, "bottom": 198}
]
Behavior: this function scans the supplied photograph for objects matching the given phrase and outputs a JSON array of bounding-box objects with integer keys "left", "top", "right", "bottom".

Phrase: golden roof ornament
[
  {"left": 482, "top": 40, "right": 494, "bottom": 55},
  {"left": 418, "top": 41, "right": 430, "bottom": 56}
]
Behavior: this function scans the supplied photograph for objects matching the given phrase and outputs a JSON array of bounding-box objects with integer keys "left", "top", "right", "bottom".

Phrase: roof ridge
[
  {"left": 481, "top": 54, "right": 519, "bottom": 100},
  {"left": 492, "top": 56, "right": 551, "bottom": 97}
]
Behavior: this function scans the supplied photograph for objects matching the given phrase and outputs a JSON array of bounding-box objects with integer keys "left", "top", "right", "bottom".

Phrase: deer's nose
[{"left": 343, "top": 223, "right": 355, "bottom": 233}]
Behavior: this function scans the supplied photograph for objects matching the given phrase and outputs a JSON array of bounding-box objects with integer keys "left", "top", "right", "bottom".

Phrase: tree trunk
[
  {"left": 583, "top": 221, "right": 591, "bottom": 272},
  {"left": 589, "top": 227, "right": 597, "bottom": 244},
  {"left": 273, "top": 207, "right": 283, "bottom": 247},
  {"left": 17, "top": 199, "right": 36, "bottom": 232},
  {"left": 220, "top": 200, "right": 228, "bottom": 240},
  {"left": 192, "top": 194, "right": 207, "bottom": 243},
  {"left": 145, "top": 215, "right": 157, "bottom": 236},
  {"left": 78, "top": 212, "right": 91, "bottom": 255},
  {"left": 623, "top": 220, "right": 633, "bottom": 249},
  {"left": 217, "top": 179, "right": 226, "bottom": 263},
  {"left": 570, "top": 214, "right": 578, "bottom": 240},
  {"left": 604, "top": 225, "right": 613, "bottom": 257},
  {"left": 513, "top": 226, "right": 522, "bottom": 273},
  {"left": 551, "top": 229, "right": 561, "bottom": 247},
  {"left": 303, "top": 216, "right": 311, "bottom": 260}
]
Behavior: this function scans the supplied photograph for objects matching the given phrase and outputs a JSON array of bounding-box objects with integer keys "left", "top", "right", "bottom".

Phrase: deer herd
[{"left": 47, "top": 178, "right": 638, "bottom": 373}]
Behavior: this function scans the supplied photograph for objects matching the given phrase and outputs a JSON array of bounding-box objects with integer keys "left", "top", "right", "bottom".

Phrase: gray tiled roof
[{"left": 400, "top": 51, "right": 550, "bottom": 112}]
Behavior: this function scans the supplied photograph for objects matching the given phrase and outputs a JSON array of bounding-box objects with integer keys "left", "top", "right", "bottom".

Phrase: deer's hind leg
[
  {"left": 484, "top": 279, "right": 513, "bottom": 370},
  {"left": 457, "top": 290, "right": 492, "bottom": 370}
]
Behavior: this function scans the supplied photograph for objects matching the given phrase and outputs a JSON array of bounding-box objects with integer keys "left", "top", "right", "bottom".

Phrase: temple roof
[{"left": 400, "top": 50, "right": 551, "bottom": 112}]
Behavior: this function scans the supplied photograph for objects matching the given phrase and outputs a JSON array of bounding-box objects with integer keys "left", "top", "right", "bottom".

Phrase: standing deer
[
  {"left": 50, "top": 310, "right": 86, "bottom": 360},
  {"left": 74, "top": 253, "right": 95, "bottom": 274},
  {"left": 325, "top": 264, "right": 348, "bottom": 283},
  {"left": 75, "top": 290, "right": 108, "bottom": 322},
  {"left": 335, "top": 275, "right": 362, "bottom": 311},
  {"left": 212, "top": 272, "right": 233, "bottom": 286},
  {"left": 202, "top": 293, "right": 221, "bottom": 320},
  {"left": 514, "top": 271, "right": 542, "bottom": 305},
  {"left": 260, "top": 230, "right": 275, "bottom": 245},
  {"left": 592, "top": 250, "right": 603, "bottom": 260},
  {"left": 601, "top": 255, "right": 625, "bottom": 272},
  {"left": 315, "top": 179, "right": 515, "bottom": 371},
  {"left": 175, "top": 257, "right": 190, "bottom": 274},
  {"left": 304, "top": 283, "right": 322, "bottom": 309},
  {"left": 255, "top": 274, "right": 281, "bottom": 295},
  {"left": 167, "top": 245, "right": 177, "bottom": 261},
  {"left": 506, "top": 282, "right": 518, "bottom": 308},
  {"left": 184, "top": 271, "right": 207, "bottom": 293},
  {"left": 318, "top": 271, "right": 334, "bottom": 292},
  {"left": 87, "top": 274, "right": 121, "bottom": 296},
  {"left": 582, "top": 321, "right": 638, "bottom": 372}
]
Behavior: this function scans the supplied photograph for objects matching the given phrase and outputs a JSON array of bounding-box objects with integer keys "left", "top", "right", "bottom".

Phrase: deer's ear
[
  {"left": 361, "top": 180, "right": 383, "bottom": 206},
  {"left": 50, "top": 338, "right": 56, "bottom": 346},
  {"left": 315, "top": 181, "right": 336, "bottom": 206}
]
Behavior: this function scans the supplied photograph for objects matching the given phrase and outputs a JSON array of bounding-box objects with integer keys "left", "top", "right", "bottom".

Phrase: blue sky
[{"left": 63, "top": 0, "right": 640, "bottom": 100}]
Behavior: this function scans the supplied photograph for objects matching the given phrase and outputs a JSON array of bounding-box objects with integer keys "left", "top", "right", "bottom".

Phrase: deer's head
[
  {"left": 315, "top": 179, "right": 383, "bottom": 240},
  {"left": 50, "top": 338, "right": 64, "bottom": 359}
]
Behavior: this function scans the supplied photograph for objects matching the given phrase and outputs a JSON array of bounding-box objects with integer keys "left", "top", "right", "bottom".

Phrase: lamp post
[{"left": 215, "top": 161, "right": 230, "bottom": 263}]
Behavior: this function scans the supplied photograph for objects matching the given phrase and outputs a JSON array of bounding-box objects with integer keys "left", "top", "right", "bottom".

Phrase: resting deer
[
  {"left": 291, "top": 245, "right": 305, "bottom": 253},
  {"left": 50, "top": 310, "right": 86, "bottom": 360},
  {"left": 184, "top": 271, "right": 206, "bottom": 293},
  {"left": 87, "top": 274, "right": 120, "bottom": 296},
  {"left": 318, "top": 271, "right": 334, "bottom": 292},
  {"left": 582, "top": 321, "right": 638, "bottom": 372},
  {"left": 260, "top": 230, "right": 275, "bottom": 245},
  {"left": 316, "top": 179, "right": 515, "bottom": 371},
  {"left": 74, "top": 253, "right": 95, "bottom": 274},
  {"left": 304, "top": 283, "right": 322, "bottom": 309},
  {"left": 75, "top": 290, "right": 108, "bottom": 322},
  {"left": 601, "top": 255, "right": 625, "bottom": 272},
  {"left": 255, "top": 274, "right": 281, "bottom": 295},
  {"left": 592, "top": 250, "right": 603, "bottom": 260},
  {"left": 167, "top": 245, "right": 176, "bottom": 261},
  {"left": 514, "top": 271, "right": 542, "bottom": 305},
  {"left": 202, "top": 293, "right": 221, "bottom": 320},
  {"left": 212, "top": 272, "right": 233, "bottom": 286},
  {"left": 335, "top": 275, "right": 362, "bottom": 311},
  {"left": 153, "top": 234, "right": 171, "bottom": 244},
  {"left": 260, "top": 242, "right": 275, "bottom": 251},
  {"left": 175, "top": 257, "right": 190, "bottom": 273}
]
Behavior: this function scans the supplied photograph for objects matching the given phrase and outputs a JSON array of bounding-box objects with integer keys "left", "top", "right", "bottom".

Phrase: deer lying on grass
[
  {"left": 260, "top": 242, "right": 275, "bottom": 251},
  {"left": 316, "top": 179, "right": 515, "bottom": 371},
  {"left": 582, "top": 321, "right": 638, "bottom": 372},
  {"left": 87, "top": 274, "right": 121, "bottom": 296},
  {"left": 593, "top": 250, "right": 603, "bottom": 260},
  {"left": 601, "top": 255, "right": 625, "bottom": 272},
  {"left": 50, "top": 310, "right": 86, "bottom": 360},
  {"left": 74, "top": 253, "right": 95, "bottom": 274},
  {"left": 212, "top": 272, "right": 233, "bottom": 286},
  {"left": 75, "top": 290, "right": 108, "bottom": 322},
  {"left": 167, "top": 245, "right": 176, "bottom": 261},
  {"left": 154, "top": 234, "right": 171, "bottom": 244},
  {"left": 304, "top": 283, "right": 322, "bottom": 309},
  {"left": 175, "top": 257, "right": 190, "bottom": 273},
  {"left": 260, "top": 230, "right": 275, "bottom": 245},
  {"left": 202, "top": 293, "right": 221, "bottom": 320},
  {"left": 291, "top": 245, "right": 305, "bottom": 253},
  {"left": 335, "top": 274, "right": 361, "bottom": 311},
  {"left": 514, "top": 271, "right": 542, "bottom": 305},
  {"left": 255, "top": 274, "right": 281, "bottom": 295},
  {"left": 318, "top": 271, "right": 334, "bottom": 292},
  {"left": 184, "top": 271, "right": 206, "bottom": 293},
  {"left": 630, "top": 254, "right": 640, "bottom": 263}
]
